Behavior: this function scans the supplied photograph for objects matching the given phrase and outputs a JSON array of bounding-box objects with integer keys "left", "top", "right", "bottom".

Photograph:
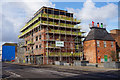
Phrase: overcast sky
[{"left": 0, "top": 0, "right": 119, "bottom": 46}]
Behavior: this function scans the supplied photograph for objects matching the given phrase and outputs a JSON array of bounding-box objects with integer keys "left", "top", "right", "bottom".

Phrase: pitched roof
[{"left": 84, "top": 27, "right": 115, "bottom": 41}]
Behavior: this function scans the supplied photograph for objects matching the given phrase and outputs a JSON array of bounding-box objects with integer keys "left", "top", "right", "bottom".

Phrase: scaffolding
[
  {"left": 17, "top": 39, "right": 25, "bottom": 63},
  {"left": 18, "top": 6, "right": 85, "bottom": 64}
]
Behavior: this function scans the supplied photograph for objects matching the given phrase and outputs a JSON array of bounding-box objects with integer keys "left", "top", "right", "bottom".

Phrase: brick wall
[
  {"left": 110, "top": 29, "right": 120, "bottom": 47},
  {"left": 84, "top": 40, "right": 116, "bottom": 63},
  {"left": 84, "top": 40, "right": 97, "bottom": 63},
  {"left": 96, "top": 40, "right": 116, "bottom": 63},
  {"left": 110, "top": 29, "right": 120, "bottom": 61}
]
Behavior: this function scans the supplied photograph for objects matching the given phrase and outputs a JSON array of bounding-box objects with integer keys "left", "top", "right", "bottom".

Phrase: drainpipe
[{"left": 95, "top": 40, "right": 98, "bottom": 63}]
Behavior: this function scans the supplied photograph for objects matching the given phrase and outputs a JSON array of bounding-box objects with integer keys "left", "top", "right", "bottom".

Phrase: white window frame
[
  {"left": 111, "top": 42, "right": 114, "bottom": 48},
  {"left": 104, "top": 41, "right": 106, "bottom": 47},
  {"left": 97, "top": 41, "right": 100, "bottom": 47}
]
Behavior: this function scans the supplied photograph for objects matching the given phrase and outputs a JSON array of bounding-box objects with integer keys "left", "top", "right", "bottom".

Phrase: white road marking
[
  {"left": 29, "top": 68, "right": 79, "bottom": 76},
  {"left": 5, "top": 70, "right": 21, "bottom": 78}
]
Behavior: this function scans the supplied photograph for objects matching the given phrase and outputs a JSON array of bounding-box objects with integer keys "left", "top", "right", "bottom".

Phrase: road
[{"left": 2, "top": 62, "right": 120, "bottom": 79}]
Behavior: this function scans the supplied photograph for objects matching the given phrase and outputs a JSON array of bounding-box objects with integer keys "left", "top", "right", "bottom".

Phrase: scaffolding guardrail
[
  {"left": 20, "top": 13, "right": 81, "bottom": 32},
  {"left": 18, "top": 20, "right": 81, "bottom": 38},
  {"left": 20, "top": 13, "right": 42, "bottom": 32},
  {"left": 41, "top": 13, "right": 80, "bottom": 22},
  {"left": 47, "top": 52, "right": 82, "bottom": 56}
]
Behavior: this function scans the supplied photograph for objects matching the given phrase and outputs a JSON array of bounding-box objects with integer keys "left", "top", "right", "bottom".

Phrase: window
[
  {"left": 35, "top": 28, "right": 38, "bottom": 32},
  {"left": 32, "top": 47, "right": 33, "bottom": 50},
  {"left": 119, "top": 52, "right": 120, "bottom": 57},
  {"left": 39, "top": 44, "right": 41, "bottom": 49},
  {"left": 97, "top": 41, "right": 100, "bottom": 47},
  {"left": 36, "top": 45, "right": 38, "bottom": 49},
  {"left": 104, "top": 41, "right": 106, "bottom": 47},
  {"left": 39, "top": 26, "right": 41, "bottom": 31},
  {"left": 26, "top": 48, "right": 27, "bottom": 51},
  {"left": 26, "top": 41, "right": 27, "bottom": 44},
  {"left": 39, "top": 35, "right": 41, "bottom": 40},
  {"left": 32, "top": 39, "right": 33, "bottom": 42},
  {"left": 36, "top": 36, "right": 38, "bottom": 41},
  {"left": 111, "top": 42, "right": 114, "bottom": 48},
  {"left": 32, "top": 50, "right": 33, "bottom": 53},
  {"left": 31, "top": 47, "right": 33, "bottom": 53},
  {"left": 32, "top": 32, "right": 33, "bottom": 36}
]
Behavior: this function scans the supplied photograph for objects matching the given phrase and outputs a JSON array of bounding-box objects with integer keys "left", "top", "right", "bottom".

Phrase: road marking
[
  {"left": 30, "top": 68, "right": 79, "bottom": 76},
  {"left": 5, "top": 70, "right": 21, "bottom": 78}
]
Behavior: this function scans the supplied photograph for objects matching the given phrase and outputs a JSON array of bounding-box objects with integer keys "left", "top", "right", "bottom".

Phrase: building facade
[
  {"left": 84, "top": 23, "right": 116, "bottom": 63},
  {"left": 110, "top": 29, "right": 120, "bottom": 61},
  {"left": 18, "top": 6, "right": 84, "bottom": 64},
  {"left": 16, "top": 39, "right": 25, "bottom": 63},
  {"left": 0, "top": 46, "right": 2, "bottom": 61}
]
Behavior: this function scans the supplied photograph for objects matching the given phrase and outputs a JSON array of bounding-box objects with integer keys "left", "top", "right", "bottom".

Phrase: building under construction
[{"left": 18, "top": 6, "right": 84, "bottom": 64}]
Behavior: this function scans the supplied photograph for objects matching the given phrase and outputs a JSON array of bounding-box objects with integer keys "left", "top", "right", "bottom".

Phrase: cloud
[
  {"left": 67, "top": 0, "right": 118, "bottom": 33},
  {"left": 19, "top": 0, "right": 55, "bottom": 17},
  {"left": 1, "top": 0, "right": 55, "bottom": 43},
  {"left": 1, "top": 0, "right": 118, "bottom": 44}
]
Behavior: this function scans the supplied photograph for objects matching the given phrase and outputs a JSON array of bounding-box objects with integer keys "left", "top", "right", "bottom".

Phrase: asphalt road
[{"left": 2, "top": 62, "right": 120, "bottom": 79}]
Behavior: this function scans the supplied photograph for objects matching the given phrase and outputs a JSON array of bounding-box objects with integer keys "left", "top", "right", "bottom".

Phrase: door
[
  {"left": 104, "top": 55, "right": 108, "bottom": 62},
  {"left": 36, "top": 56, "right": 43, "bottom": 64}
]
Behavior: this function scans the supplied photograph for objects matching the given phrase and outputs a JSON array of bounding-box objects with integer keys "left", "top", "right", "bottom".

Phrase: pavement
[
  {"left": 2, "top": 62, "right": 120, "bottom": 79},
  {"left": 12, "top": 62, "right": 120, "bottom": 72}
]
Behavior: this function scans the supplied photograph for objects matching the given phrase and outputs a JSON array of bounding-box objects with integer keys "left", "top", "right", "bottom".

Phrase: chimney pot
[
  {"left": 97, "top": 22, "right": 99, "bottom": 27},
  {"left": 101, "top": 23, "right": 103, "bottom": 28},
  {"left": 92, "top": 21, "right": 94, "bottom": 27}
]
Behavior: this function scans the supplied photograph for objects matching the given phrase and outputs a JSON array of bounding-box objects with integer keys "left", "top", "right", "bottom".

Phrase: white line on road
[
  {"left": 5, "top": 70, "right": 21, "bottom": 78},
  {"left": 29, "top": 68, "right": 79, "bottom": 76}
]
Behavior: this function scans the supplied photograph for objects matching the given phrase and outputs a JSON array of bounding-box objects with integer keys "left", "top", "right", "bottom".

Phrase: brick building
[
  {"left": 84, "top": 23, "right": 116, "bottom": 63},
  {"left": 18, "top": 6, "right": 84, "bottom": 64},
  {"left": 110, "top": 29, "right": 120, "bottom": 61}
]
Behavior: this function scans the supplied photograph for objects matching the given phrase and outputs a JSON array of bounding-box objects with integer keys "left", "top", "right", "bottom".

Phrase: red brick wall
[
  {"left": 84, "top": 40, "right": 97, "bottom": 63},
  {"left": 84, "top": 40, "right": 116, "bottom": 63},
  {"left": 110, "top": 30, "right": 120, "bottom": 47},
  {"left": 24, "top": 27, "right": 82, "bottom": 64},
  {"left": 96, "top": 40, "right": 116, "bottom": 63}
]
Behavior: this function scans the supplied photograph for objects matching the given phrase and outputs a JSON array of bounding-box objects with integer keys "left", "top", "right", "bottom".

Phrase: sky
[{"left": 0, "top": 0, "right": 119, "bottom": 46}]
